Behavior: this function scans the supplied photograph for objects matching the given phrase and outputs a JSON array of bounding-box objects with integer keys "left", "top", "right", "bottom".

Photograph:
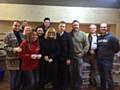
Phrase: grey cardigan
[{"left": 4, "top": 31, "right": 23, "bottom": 70}]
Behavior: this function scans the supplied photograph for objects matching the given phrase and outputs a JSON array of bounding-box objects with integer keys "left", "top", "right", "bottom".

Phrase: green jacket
[{"left": 71, "top": 30, "right": 89, "bottom": 59}]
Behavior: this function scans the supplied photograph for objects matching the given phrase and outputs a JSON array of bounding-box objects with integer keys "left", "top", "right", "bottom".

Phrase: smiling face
[
  {"left": 89, "top": 24, "right": 97, "bottom": 34},
  {"left": 12, "top": 21, "right": 20, "bottom": 31},
  {"left": 31, "top": 31, "right": 38, "bottom": 42},
  {"left": 44, "top": 20, "right": 50, "bottom": 29},
  {"left": 45, "top": 27, "right": 57, "bottom": 39},
  {"left": 72, "top": 21, "right": 80, "bottom": 30},
  {"left": 48, "top": 32, "right": 56, "bottom": 38},
  {"left": 58, "top": 23, "right": 66, "bottom": 33},
  {"left": 100, "top": 23, "right": 108, "bottom": 35},
  {"left": 36, "top": 27, "right": 44, "bottom": 36}
]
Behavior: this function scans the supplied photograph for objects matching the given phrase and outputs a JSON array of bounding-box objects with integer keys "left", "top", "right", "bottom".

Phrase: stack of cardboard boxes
[{"left": 112, "top": 52, "right": 120, "bottom": 85}]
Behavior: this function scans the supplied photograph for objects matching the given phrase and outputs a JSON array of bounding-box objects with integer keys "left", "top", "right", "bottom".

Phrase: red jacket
[{"left": 19, "top": 40, "right": 40, "bottom": 71}]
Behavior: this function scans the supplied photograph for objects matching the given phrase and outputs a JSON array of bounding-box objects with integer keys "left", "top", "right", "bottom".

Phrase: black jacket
[
  {"left": 41, "top": 38, "right": 59, "bottom": 62},
  {"left": 87, "top": 33, "right": 98, "bottom": 54},
  {"left": 57, "top": 32, "right": 73, "bottom": 61}
]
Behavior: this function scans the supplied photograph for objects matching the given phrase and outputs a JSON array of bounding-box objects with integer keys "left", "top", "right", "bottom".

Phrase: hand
[
  {"left": 44, "top": 56, "right": 49, "bottom": 61},
  {"left": 37, "top": 54, "right": 42, "bottom": 59},
  {"left": 78, "top": 53, "right": 83, "bottom": 57},
  {"left": 31, "top": 54, "right": 37, "bottom": 59},
  {"left": 89, "top": 50, "right": 95, "bottom": 54},
  {"left": 66, "top": 59, "right": 71, "bottom": 65},
  {"left": 49, "top": 58, "right": 53, "bottom": 63},
  {"left": 13, "top": 47, "right": 22, "bottom": 52}
]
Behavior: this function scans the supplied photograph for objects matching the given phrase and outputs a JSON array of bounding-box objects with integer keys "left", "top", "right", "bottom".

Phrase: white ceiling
[{"left": 0, "top": 0, "right": 120, "bottom": 8}]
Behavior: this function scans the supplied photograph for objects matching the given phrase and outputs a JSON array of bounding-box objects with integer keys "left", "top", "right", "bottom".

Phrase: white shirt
[
  {"left": 59, "top": 32, "right": 64, "bottom": 36},
  {"left": 91, "top": 34, "right": 97, "bottom": 50}
]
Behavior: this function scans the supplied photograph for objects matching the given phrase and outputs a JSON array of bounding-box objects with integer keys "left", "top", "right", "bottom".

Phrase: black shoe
[{"left": 89, "top": 79, "right": 97, "bottom": 86}]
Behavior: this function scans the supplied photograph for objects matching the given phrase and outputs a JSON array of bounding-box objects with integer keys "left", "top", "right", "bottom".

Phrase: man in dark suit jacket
[{"left": 57, "top": 21, "right": 73, "bottom": 90}]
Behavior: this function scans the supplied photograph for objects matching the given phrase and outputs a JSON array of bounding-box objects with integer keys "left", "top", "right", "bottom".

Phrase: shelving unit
[
  {"left": 81, "top": 52, "right": 120, "bottom": 87},
  {"left": 0, "top": 34, "right": 6, "bottom": 81},
  {"left": 112, "top": 53, "right": 120, "bottom": 85},
  {"left": 81, "top": 62, "right": 91, "bottom": 87}
]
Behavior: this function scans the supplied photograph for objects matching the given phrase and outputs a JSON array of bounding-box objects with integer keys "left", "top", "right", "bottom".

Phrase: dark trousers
[
  {"left": 21, "top": 70, "right": 39, "bottom": 90},
  {"left": 10, "top": 70, "right": 22, "bottom": 90},
  {"left": 58, "top": 60, "right": 71, "bottom": 90},
  {"left": 97, "top": 59, "right": 114, "bottom": 90},
  {"left": 70, "top": 58, "right": 83, "bottom": 90},
  {"left": 39, "top": 61, "right": 58, "bottom": 90}
]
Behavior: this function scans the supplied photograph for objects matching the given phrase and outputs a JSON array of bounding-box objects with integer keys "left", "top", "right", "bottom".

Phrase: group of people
[{"left": 4, "top": 17, "right": 120, "bottom": 90}]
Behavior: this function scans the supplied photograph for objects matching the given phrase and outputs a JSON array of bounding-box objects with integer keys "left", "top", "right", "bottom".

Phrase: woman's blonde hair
[{"left": 44, "top": 27, "right": 57, "bottom": 39}]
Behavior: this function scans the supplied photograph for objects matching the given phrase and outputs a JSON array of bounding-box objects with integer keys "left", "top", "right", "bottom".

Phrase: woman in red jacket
[{"left": 19, "top": 30, "right": 42, "bottom": 90}]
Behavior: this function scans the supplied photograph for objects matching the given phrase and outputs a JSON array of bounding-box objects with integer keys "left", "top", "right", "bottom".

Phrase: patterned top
[{"left": 4, "top": 31, "right": 24, "bottom": 70}]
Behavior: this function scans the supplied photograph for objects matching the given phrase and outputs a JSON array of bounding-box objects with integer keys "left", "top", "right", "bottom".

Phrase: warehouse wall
[{"left": 0, "top": 3, "right": 119, "bottom": 38}]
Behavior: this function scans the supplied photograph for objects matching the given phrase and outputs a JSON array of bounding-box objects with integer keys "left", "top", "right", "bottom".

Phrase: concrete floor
[
  {"left": 0, "top": 81, "right": 9, "bottom": 90},
  {"left": 0, "top": 70, "right": 119, "bottom": 90},
  {"left": 0, "top": 80, "right": 120, "bottom": 90}
]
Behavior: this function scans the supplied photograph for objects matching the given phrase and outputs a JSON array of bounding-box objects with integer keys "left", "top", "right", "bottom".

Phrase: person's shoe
[{"left": 89, "top": 79, "right": 97, "bottom": 86}]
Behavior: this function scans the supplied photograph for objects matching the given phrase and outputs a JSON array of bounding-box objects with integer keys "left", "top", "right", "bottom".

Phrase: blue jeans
[
  {"left": 10, "top": 70, "right": 22, "bottom": 90},
  {"left": 97, "top": 59, "right": 114, "bottom": 90}
]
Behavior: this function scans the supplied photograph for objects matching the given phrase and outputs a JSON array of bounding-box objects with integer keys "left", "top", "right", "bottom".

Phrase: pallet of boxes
[{"left": 112, "top": 51, "right": 120, "bottom": 86}]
